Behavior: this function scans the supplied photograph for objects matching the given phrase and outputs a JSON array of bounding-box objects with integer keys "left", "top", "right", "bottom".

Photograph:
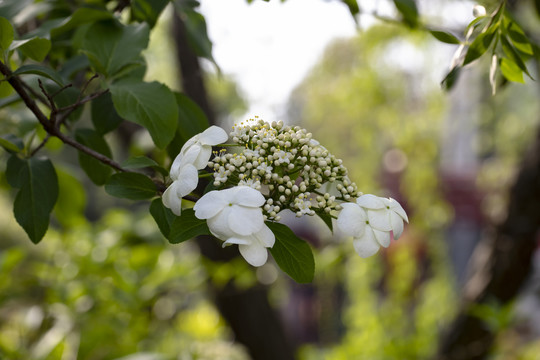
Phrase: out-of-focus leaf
[
  {"left": 50, "top": 7, "right": 114, "bottom": 37},
  {"left": 43, "top": 83, "right": 82, "bottom": 121},
  {"left": 54, "top": 167, "right": 86, "bottom": 228},
  {"left": 75, "top": 128, "right": 113, "bottom": 185},
  {"left": 175, "top": 4, "right": 217, "bottom": 67},
  {"left": 0, "top": 134, "right": 23, "bottom": 153},
  {"left": 175, "top": 92, "right": 209, "bottom": 143},
  {"left": 91, "top": 91, "right": 123, "bottom": 135},
  {"left": 316, "top": 212, "right": 333, "bottom": 232},
  {"left": 10, "top": 37, "right": 51, "bottom": 62},
  {"left": 429, "top": 30, "right": 460, "bottom": 45},
  {"left": 340, "top": 0, "right": 359, "bottom": 23},
  {"left": 500, "top": 57, "right": 524, "bottom": 83},
  {"left": 168, "top": 208, "right": 211, "bottom": 244},
  {"left": 0, "top": 16, "right": 13, "bottom": 50},
  {"left": 13, "top": 157, "right": 58, "bottom": 244},
  {"left": 131, "top": 0, "right": 170, "bottom": 28},
  {"left": 501, "top": 35, "right": 532, "bottom": 78},
  {"left": 0, "top": 0, "right": 33, "bottom": 20},
  {"left": 6, "top": 154, "right": 25, "bottom": 188},
  {"left": 441, "top": 66, "right": 461, "bottom": 91},
  {"left": 110, "top": 80, "right": 178, "bottom": 148},
  {"left": 150, "top": 197, "right": 176, "bottom": 238},
  {"left": 81, "top": 21, "right": 149, "bottom": 78},
  {"left": 14, "top": 64, "right": 64, "bottom": 86},
  {"left": 59, "top": 54, "right": 90, "bottom": 79},
  {"left": 393, "top": 0, "right": 418, "bottom": 28},
  {"left": 463, "top": 28, "right": 497, "bottom": 65},
  {"left": 105, "top": 172, "right": 157, "bottom": 200},
  {"left": 506, "top": 21, "right": 533, "bottom": 55},
  {"left": 267, "top": 222, "right": 315, "bottom": 283}
]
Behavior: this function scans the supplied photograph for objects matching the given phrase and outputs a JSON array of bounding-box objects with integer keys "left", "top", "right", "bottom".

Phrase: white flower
[
  {"left": 336, "top": 202, "right": 391, "bottom": 258},
  {"left": 274, "top": 150, "right": 290, "bottom": 165},
  {"left": 214, "top": 167, "right": 228, "bottom": 183},
  {"left": 162, "top": 164, "right": 198, "bottom": 216},
  {"left": 170, "top": 126, "right": 228, "bottom": 178},
  {"left": 238, "top": 178, "right": 261, "bottom": 189},
  {"left": 194, "top": 186, "right": 273, "bottom": 266},
  {"left": 222, "top": 225, "right": 275, "bottom": 266},
  {"left": 356, "top": 194, "right": 408, "bottom": 239},
  {"left": 257, "top": 162, "right": 273, "bottom": 175}
]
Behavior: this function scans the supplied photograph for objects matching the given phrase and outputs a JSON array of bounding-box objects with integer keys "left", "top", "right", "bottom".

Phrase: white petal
[
  {"left": 207, "top": 208, "right": 235, "bottom": 239},
  {"left": 337, "top": 203, "right": 367, "bottom": 237},
  {"left": 352, "top": 231, "right": 380, "bottom": 258},
  {"left": 387, "top": 198, "right": 409, "bottom": 223},
  {"left": 367, "top": 209, "right": 392, "bottom": 231},
  {"left": 223, "top": 237, "right": 251, "bottom": 246},
  {"left": 372, "top": 226, "right": 391, "bottom": 248},
  {"left": 356, "top": 194, "right": 385, "bottom": 209},
  {"left": 390, "top": 212, "right": 404, "bottom": 240},
  {"left": 179, "top": 135, "right": 199, "bottom": 155},
  {"left": 232, "top": 186, "right": 265, "bottom": 207},
  {"left": 198, "top": 126, "right": 228, "bottom": 145},
  {"left": 194, "top": 190, "right": 227, "bottom": 219},
  {"left": 254, "top": 225, "right": 275, "bottom": 248},
  {"left": 176, "top": 164, "right": 199, "bottom": 196},
  {"left": 192, "top": 145, "right": 212, "bottom": 169},
  {"left": 239, "top": 242, "right": 268, "bottom": 267},
  {"left": 228, "top": 205, "right": 264, "bottom": 236},
  {"left": 182, "top": 143, "right": 202, "bottom": 165},
  {"left": 162, "top": 182, "right": 182, "bottom": 216}
]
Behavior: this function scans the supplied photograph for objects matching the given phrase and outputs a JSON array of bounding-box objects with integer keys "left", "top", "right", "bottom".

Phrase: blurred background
[{"left": 1, "top": 0, "right": 540, "bottom": 359}]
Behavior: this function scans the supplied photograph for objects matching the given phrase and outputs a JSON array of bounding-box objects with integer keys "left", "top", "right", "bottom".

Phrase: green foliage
[
  {"left": 150, "top": 197, "right": 176, "bottom": 238},
  {"left": 267, "top": 222, "right": 315, "bottom": 283},
  {"left": 168, "top": 208, "right": 211, "bottom": 244},
  {"left": 90, "top": 91, "right": 123, "bottom": 134},
  {"left": 105, "top": 172, "right": 158, "bottom": 200},
  {"left": 13, "top": 64, "right": 65, "bottom": 86},
  {"left": 393, "top": 0, "right": 418, "bottom": 28},
  {"left": 74, "top": 128, "right": 113, "bottom": 185},
  {"left": 0, "top": 16, "right": 13, "bottom": 50}
]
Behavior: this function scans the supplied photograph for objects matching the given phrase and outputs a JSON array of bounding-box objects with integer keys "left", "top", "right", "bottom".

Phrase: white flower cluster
[{"left": 163, "top": 118, "right": 409, "bottom": 267}]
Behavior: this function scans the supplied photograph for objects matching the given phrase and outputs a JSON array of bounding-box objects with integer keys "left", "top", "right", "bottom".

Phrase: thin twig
[
  {"left": 21, "top": 81, "right": 50, "bottom": 107},
  {"left": 30, "top": 133, "right": 51, "bottom": 156},
  {"left": 76, "top": 73, "right": 99, "bottom": 103}
]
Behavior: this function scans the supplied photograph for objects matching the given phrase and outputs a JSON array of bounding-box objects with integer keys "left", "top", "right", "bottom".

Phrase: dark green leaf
[
  {"left": 10, "top": 37, "right": 51, "bottom": 62},
  {"left": 340, "top": 0, "right": 359, "bottom": 23},
  {"left": 122, "top": 156, "right": 168, "bottom": 176},
  {"left": 463, "top": 28, "right": 497, "bottom": 65},
  {"left": 0, "top": 0, "right": 32, "bottom": 20},
  {"left": 131, "top": 0, "right": 170, "bottom": 28},
  {"left": 0, "top": 134, "right": 23, "bottom": 153},
  {"left": 81, "top": 21, "right": 149, "bottom": 78},
  {"left": 105, "top": 172, "right": 157, "bottom": 200},
  {"left": 54, "top": 168, "right": 86, "bottom": 228},
  {"left": 91, "top": 91, "right": 123, "bottom": 134},
  {"left": 150, "top": 198, "right": 176, "bottom": 238},
  {"left": 14, "top": 64, "right": 64, "bottom": 86},
  {"left": 535, "top": 0, "right": 540, "bottom": 18},
  {"left": 44, "top": 83, "right": 82, "bottom": 121},
  {"left": 267, "top": 222, "right": 315, "bottom": 283},
  {"left": 500, "top": 58, "right": 524, "bottom": 83},
  {"left": 175, "top": 92, "right": 209, "bottom": 142},
  {"left": 13, "top": 157, "right": 59, "bottom": 244},
  {"left": 501, "top": 35, "right": 532, "bottom": 78},
  {"left": 175, "top": 4, "right": 217, "bottom": 67},
  {"left": 59, "top": 54, "right": 90, "bottom": 80},
  {"left": 506, "top": 21, "right": 533, "bottom": 55},
  {"left": 110, "top": 80, "right": 178, "bottom": 148},
  {"left": 429, "top": 30, "right": 460, "bottom": 45},
  {"left": 75, "top": 128, "right": 113, "bottom": 185},
  {"left": 0, "top": 16, "right": 13, "bottom": 50},
  {"left": 393, "top": 0, "right": 418, "bottom": 28},
  {"left": 50, "top": 7, "right": 114, "bottom": 37},
  {"left": 168, "top": 208, "right": 211, "bottom": 244},
  {"left": 441, "top": 66, "right": 461, "bottom": 91},
  {"left": 6, "top": 154, "right": 25, "bottom": 188},
  {"left": 316, "top": 212, "right": 333, "bottom": 232}
]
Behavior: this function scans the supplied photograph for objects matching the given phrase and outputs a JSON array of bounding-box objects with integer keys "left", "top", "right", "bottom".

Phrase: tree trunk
[
  {"left": 437, "top": 124, "right": 540, "bottom": 359},
  {"left": 171, "top": 11, "right": 296, "bottom": 360}
]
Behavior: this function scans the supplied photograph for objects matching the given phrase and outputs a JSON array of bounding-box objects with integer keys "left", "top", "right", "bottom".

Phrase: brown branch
[{"left": 30, "top": 133, "right": 50, "bottom": 156}]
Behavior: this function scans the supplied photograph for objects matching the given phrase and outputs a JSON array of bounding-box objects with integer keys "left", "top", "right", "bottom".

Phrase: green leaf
[
  {"left": 168, "top": 208, "right": 211, "bottom": 244},
  {"left": 81, "top": 21, "right": 149, "bottom": 78},
  {"left": 14, "top": 65, "right": 64, "bottom": 86},
  {"left": 340, "top": 0, "right": 359, "bottom": 23},
  {"left": 267, "top": 222, "right": 315, "bottom": 283},
  {"left": 6, "top": 154, "right": 26, "bottom": 188},
  {"left": 316, "top": 212, "right": 333, "bottom": 232},
  {"left": 429, "top": 30, "right": 460, "bottom": 45},
  {"left": 0, "top": 0, "right": 33, "bottom": 20},
  {"left": 506, "top": 21, "right": 533, "bottom": 55},
  {"left": 122, "top": 156, "right": 168, "bottom": 176},
  {"left": 500, "top": 57, "right": 524, "bottom": 83},
  {"left": 110, "top": 80, "right": 178, "bottom": 148},
  {"left": 150, "top": 198, "right": 176, "bottom": 238},
  {"left": 0, "top": 16, "right": 13, "bottom": 50},
  {"left": 176, "top": 4, "right": 217, "bottom": 67},
  {"left": 105, "top": 172, "right": 157, "bottom": 200},
  {"left": 43, "top": 83, "right": 82, "bottom": 121},
  {"left": 75, "top": 128, "right": 113, "bottom": 185},
  {"left": 441, "top": 66, "right": 461, "bottom": 91},
  {"left": 501, "top": 35, "right": 532, "bottom": 79},
  {"left": 91, "top": 91, "right": 123, "bottom": 135},
  {"left": 463, "top": 29, "right": 497, "bottom": 65},
  {"left": 10, "top": 37, "right": 51, "bottom": 62},
  {"left": 0, "top": 134, "right": 23, "bottom": 153},
  {"left": 175, "top": 92, "right": 209, "bottom": 142},
  {"left": 50, "top": 7, "right": 114, "bottom": 37},
  {"left": 54, "top": 168, "right": 87, "bottom": 228},
  {"left": 393, "top": 0, "right": 418, "bottom": 28},
  {"left": 13, "top": 157, "right": 59, "bottom": 244},
  {"left": 131, "top": 0, "right": 170, "bottom": 28}
]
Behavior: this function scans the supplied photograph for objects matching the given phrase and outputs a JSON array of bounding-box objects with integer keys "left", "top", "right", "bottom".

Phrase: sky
[{"left": 199, "top": 0, "right": 358, "bottom": 121}]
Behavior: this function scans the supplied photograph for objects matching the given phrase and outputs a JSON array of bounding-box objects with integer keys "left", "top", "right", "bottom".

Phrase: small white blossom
[{"left": 162, "top": 164, "right": 198, "bottom": 216}]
